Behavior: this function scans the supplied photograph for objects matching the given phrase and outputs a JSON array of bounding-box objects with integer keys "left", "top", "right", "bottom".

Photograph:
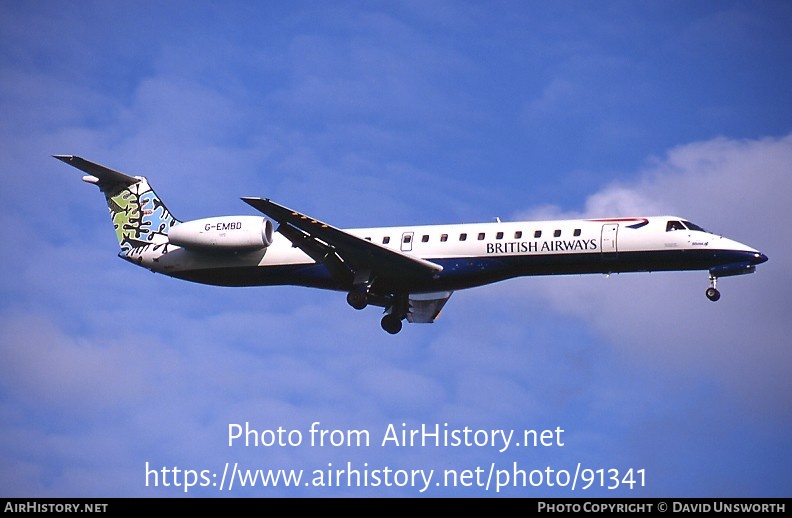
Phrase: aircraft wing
[
  {"left": 241, "top": 197, "right": 443, "bottom": 282},
  {"left": 407, "top": 292, "right": 453, "bottom": 323}
]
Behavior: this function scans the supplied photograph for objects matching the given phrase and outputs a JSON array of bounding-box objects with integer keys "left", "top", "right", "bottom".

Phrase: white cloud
[{"left": 509, "top": 134, "right": 792, "bottom": 419}]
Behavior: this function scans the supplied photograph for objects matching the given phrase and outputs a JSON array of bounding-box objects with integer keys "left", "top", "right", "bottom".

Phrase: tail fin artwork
[{"left": 53, "top": 155, "right": 179, "bottom": 254}]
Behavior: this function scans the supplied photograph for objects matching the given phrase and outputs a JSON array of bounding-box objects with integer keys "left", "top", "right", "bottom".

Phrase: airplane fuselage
[{"left": 131, "top": 216, "right": 764, "bottom": 294}]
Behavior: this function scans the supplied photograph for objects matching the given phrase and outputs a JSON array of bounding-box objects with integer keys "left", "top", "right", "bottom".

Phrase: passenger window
[
  {"left": 383, "top": 236, "right": 390, "bottom": 244},
  {"left": 534, "top": 230, "right": 542, "bottom": 238},
  {"left": 573, "top": 229, "right": 581, "bottom": 237},
  {"left": 440, "top": 234, "right": 448, "bottom": 242},
  {"left": 403, "top": 235, "right": 412, "bottom": 243},
  {"left": 515, "top": 231, "right": 523, "bottom": 239},
  {"left": 554, "top": 229, "right": 561, "bottom": 237},
  {"left": 460, "top": 233, "right": 467, "bottom": 241},
  {"left": 478, "top": 233, "right": 485, "bottom": 240},
  {"left": 421, "top": 235, "right": 429, "bottom": 243},
  {"left": 496, "top": 232, "right": 504, "bottom": 239}
]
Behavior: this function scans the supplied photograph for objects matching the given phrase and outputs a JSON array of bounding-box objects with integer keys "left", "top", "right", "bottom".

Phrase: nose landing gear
[{"left": 706, "top": 274, "right": 721, "bottom": 302}]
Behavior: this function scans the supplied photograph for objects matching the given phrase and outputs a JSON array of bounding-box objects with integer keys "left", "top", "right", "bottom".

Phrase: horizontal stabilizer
[{"left": 53, "top": 155, "right": 140, "bottom": 192}]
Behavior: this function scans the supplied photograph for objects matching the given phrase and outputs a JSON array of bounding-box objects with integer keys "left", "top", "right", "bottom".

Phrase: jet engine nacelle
[{"left": 168, "top": 216, "right": 274, "bottom": 251}]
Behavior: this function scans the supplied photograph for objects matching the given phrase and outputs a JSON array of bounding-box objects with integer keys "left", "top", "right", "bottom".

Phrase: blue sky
[{"left": 1, "top": 0, "right": 790, "bottom": 497}]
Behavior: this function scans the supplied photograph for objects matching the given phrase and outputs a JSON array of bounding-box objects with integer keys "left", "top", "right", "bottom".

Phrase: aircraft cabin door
[
  {"left": 401, "top": 232, "right": 414, "bottom": 252},
  {"left": 601, "top": 224, "right": 618, "bottom": 258}
]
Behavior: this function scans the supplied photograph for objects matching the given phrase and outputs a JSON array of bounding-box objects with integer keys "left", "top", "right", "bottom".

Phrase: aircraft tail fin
[{"left": 54, "top": 155, "right": 179, "bottom": 253}]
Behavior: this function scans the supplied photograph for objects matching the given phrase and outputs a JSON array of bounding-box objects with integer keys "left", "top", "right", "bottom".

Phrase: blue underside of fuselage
[{"left": 170, "top": 248, "right": 763, "bottom": 294}]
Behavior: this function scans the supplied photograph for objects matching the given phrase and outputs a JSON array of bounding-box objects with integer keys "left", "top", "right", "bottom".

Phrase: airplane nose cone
[{"left": 754, "top": 252, "right": 769, "bottom": 265}]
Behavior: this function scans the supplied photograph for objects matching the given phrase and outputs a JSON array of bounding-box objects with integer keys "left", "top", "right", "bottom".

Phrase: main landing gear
[
  {"left": 380, "top": 313, "right": 403, "bottom": 335},
  {"left": 380, "top": 293, "right": 409, "bottom": 334},
  {"left": 347, "top": 270, "right": 373, "bottom": 311},
  {"left": 346, "top": 288, "right": 368, "bottom": 310},
  {"left": 706, "top": 274, "right": 721, "bottom": 302},
  {"left": 346, "top": 287, "right": 407, "bottom": 334}
]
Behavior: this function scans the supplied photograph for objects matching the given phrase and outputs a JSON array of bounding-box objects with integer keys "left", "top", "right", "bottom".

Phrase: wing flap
[{"left": 407, "top": 292, "right": 453, "bottom": 323}]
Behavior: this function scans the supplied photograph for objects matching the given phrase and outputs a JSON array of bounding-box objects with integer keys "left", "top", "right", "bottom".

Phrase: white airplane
[{"left": 55, "top": 155, "right": 768, "bottom": 334}]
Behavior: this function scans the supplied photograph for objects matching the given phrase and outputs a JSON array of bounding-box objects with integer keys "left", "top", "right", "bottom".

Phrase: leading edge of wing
[{"left": 241, "top": 197, "right": 443, "bottom": 278}]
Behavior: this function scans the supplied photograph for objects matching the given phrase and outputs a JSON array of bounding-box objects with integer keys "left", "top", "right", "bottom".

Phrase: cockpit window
[
  {"left": 682, "top": 220, "right": 707, "bottom": 232},
  {"left": 666, "top": 220, "right": 685, "bottom": 232},
  {"left": 666, "top": 220, "right": 709, "bottom": 232}
]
